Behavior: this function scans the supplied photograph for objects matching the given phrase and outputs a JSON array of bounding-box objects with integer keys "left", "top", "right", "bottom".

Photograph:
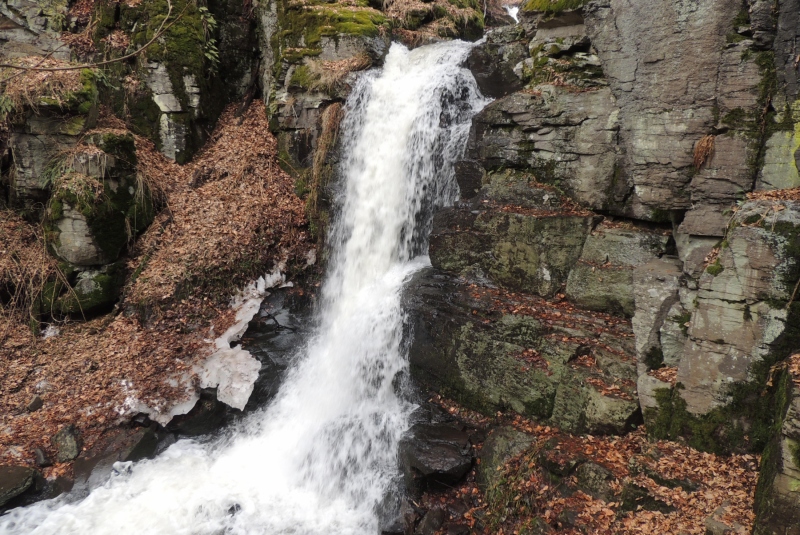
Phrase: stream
[{"left": 0, "top": 40, "right": 488, "bottom": 535}]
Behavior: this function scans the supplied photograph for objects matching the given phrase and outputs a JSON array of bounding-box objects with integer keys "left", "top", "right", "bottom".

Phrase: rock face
[
  {"left": 755, "top": 356, "right": 800, "bottom": 535},
  {"left": 407, "top": 9, "right": 800, "bottom": 532},
  {"left": 407, "top": 269, "right": 640, "bottom": 434}
]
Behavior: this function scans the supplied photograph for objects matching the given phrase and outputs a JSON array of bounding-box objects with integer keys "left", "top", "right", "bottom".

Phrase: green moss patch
[{"left": 522, "top": 0, "right": 588, "bottom": 14}]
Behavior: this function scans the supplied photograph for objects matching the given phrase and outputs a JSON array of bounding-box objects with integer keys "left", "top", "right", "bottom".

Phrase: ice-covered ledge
[
  {"left": 196, "top": 267, "right": 289, "bottom": 410},
  {"left": 117, "top": 265, "right": 290, "bottom": 425}
]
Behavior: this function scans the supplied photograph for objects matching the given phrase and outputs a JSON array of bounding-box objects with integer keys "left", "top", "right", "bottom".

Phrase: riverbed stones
[{"left": 399, "top": 423, "right": 474, "bottom": 497}]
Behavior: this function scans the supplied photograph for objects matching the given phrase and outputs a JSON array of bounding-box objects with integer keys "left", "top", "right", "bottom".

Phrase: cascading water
[{"left": 0, "top": 40, "right": 488, "bottom": 535}]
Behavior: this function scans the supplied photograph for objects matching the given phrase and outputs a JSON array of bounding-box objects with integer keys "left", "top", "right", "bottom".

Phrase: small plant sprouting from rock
[{"left": 199, "top": 6, "right": 220, "bottom": 74}]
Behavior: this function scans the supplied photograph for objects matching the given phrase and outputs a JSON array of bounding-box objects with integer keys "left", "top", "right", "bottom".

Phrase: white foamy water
[{"left": 0, "top": 41, "right": 487, "bottom": 535}]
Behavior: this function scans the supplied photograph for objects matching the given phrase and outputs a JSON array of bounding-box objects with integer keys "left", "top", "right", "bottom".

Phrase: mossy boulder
[
  {"left": 56, "top": 263, "right": 126, "bottom": 315},
  {"left": 47, "top": 133, "right": 153, "bottom": 266},
  {"left": 754, "top": 363, "right": 800, "bottom": 534},
  {"left": 406, "top": 269, "right": 639, "bottom": 433}
]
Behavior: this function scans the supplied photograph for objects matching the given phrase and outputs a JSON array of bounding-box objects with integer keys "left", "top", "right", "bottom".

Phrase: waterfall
[{"left": 0, "top": 40, "right": 488, "bottom": 535}]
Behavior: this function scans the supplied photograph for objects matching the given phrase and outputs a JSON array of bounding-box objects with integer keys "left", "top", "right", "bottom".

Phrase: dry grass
[
  {"left": 693, "top": 134, "right": 715, "bottom": 170},
  {"left": 0, "top": 57, "right": 84, "bottom": 125},
  {"left": 125, "top": 101, "right": 310, "bottom": 310},
  {"left": 306, "top": 54, "right": 372, "bottom": 93},
  {"left": 0, "top": 212, "right": 60, "bottom": 342},
  {"left": 309, "top": 102, "right": 344, "bottom": 213}
]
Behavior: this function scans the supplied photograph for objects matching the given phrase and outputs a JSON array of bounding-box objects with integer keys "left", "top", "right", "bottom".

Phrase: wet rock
[
  {"left": 477, "top": 426, "right": 533, "bottom": 492},
  {"left": 52, "top": 424, "right": 82, "bottom": 462},
  {"left": 453, "top": 160, "right": 485, "bottom": 200},
  {"left": 167, "top": 389, "right": 228, "bottom": 436},
  {"left": 399, "top": 423, "right": 474, "bottom": 496},
  {"left": 0, "top": 466, "right": 37, "bottom": 507},
  {"left": 26, "top": 395, "right": 43, "bottom": 412},
  {"left": 73, "top": 426, "right": 162, "bottom": 491},
  {"left": 414, "top": 508, "right": 446, "bottom": 535},
  {"left": 467, "top": 25, "right": 528, "bottom": 98}
]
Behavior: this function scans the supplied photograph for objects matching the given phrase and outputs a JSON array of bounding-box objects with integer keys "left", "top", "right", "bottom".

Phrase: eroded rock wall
[{"left": 406, "top": 10, "right": 800, "bottom": 532}]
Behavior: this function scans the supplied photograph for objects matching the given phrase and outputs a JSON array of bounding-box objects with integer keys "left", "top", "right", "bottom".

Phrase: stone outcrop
[
  {"left": 754, "top": 355, "right": 800, "bottom": 535},
  {"left": 407, "top": 269, "right": 640, "bottom": 434},
  {"left": 676, "top": 200, "right": 799, "bottom": 414},
  {"left": 409, "top": 5, "right": 800, "bottom": 511}
]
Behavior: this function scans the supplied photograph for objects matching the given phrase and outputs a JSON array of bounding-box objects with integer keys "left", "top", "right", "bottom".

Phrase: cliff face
[
  {"left": 402, "top": 2, "right": 800, "bottom": 532},
  {"left": 2, "top": 0, "right": 800, "bottom": 529}
]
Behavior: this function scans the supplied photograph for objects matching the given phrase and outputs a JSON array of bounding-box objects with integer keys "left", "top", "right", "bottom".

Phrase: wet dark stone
[
  {"left": 73, "top": 426, "right": 164, "bottom": 492},
  {"left": 167, "top": 389, "right": 228, "bottom": 436},
  {"left": 454, "top": 160, "right": 484, "bottom": 199},
  {"left": 26, "top": 395, "right": 43, "bottom": 412},
  {"left": 399, "top": 422, "right": 474, "bottom": 497},
  {"left": 240, "top": 288, "right": 312, "bottom": 412},
  {"left": 414, "top": 508, "right": 446, "bottom": 535},
  {"left": 0, "top": 466, "right": 37, "bottom": 507},
  {"left": 467, "top": 26, "right": 528, "bottom": 99}
]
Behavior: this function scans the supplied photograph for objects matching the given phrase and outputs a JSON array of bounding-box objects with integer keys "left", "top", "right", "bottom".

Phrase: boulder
[
  {"left": 414, "top": 508, "right": 446, "bottom": 535},
  {"left": 575, "top": 462, "right": 614, "bottom": 501},
  {"left": 398, "top": 423, "right": 474, "bottom": 496},
  {"left": 467, "top": 25, "right": 528, "bottom": 98},
  {"left": 630, "top": 257, "right": 682, "bottom": 372},
  {"left": 52, "top": 424, "right": 82, "bottom": 462},
  {"left": 754, "top": 364, "right": 800, "bottom": 534},
  {"left": 73, "top": 427, "right": 163, "bottom": 491},
  {"left": 406, "top": 269, "right": 639, "bottom": 433},
  {"left": 429, "top": 173, "right": 600, "bottom": 298},
  {"left": 0, "top": 466, "right": 37, "bottom": 508}
]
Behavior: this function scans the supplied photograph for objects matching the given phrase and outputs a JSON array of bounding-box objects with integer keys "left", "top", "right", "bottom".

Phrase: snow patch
[{"left": 115, "top": 265, "right": 289, "bottom": 423}]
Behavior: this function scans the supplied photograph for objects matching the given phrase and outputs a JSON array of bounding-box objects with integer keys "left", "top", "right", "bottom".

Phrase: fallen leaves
[{"left": 0, "top": 102, "right": 313, "bottom": 470}]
